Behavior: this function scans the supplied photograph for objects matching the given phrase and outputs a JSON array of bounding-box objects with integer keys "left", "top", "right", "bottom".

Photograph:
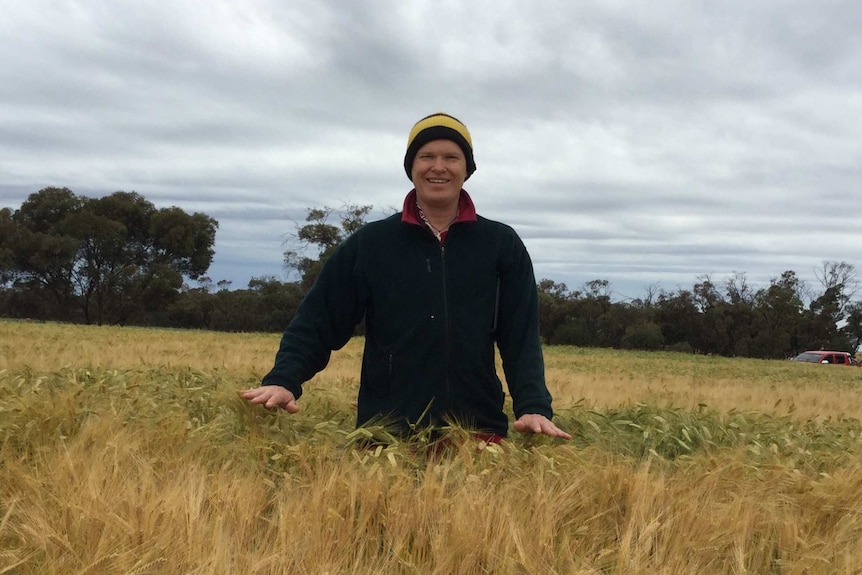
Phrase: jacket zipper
[
  {"left": 491, "top": 272, "right": 501, "bottom": 333},
  {"left": 441, "top": 243, "right": 451, "bottom": 402}
]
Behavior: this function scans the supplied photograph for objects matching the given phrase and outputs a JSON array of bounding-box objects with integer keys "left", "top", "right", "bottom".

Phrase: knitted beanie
[{"left": 404, "top": 113, "right": 476, "bottom": 181}]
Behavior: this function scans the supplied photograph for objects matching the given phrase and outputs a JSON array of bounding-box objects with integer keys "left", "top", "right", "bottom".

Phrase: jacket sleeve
[
  {"left": 495, "top": 230, "right": 554, "bottom": 419},
  {"left": 261, "top": 234, "right": 366, "bottom": 399}
]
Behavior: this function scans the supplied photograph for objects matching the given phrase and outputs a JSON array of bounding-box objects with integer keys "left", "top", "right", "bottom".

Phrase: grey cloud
[{"left": 1, "top": 0, "right": 860, "bottom": 299}]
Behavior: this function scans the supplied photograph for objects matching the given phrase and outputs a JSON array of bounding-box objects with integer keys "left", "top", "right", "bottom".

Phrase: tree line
[
  {"left": 537, "top": 266, "right": 861, "bottom": 358},
  {"left": 2, "top": 188, "right": 860, "bottom": 357}
]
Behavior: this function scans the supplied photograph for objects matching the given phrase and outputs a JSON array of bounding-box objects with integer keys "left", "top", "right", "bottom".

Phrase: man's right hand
[{"left": 241, "top": 385, "right": 299, "bottom": 413}]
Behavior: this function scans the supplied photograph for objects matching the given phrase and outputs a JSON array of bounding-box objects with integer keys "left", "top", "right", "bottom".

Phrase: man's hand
[
  {"left": 514, "top": 413, "right": 572, "bottom": 439},
  {"left": 241, "top": 385, "right": 299, "bottom": 413}
]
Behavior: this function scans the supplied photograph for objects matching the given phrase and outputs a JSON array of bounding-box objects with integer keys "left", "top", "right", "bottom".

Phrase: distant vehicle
[{"left": 791, "top": 350, "right": 854, "bottom": 365}]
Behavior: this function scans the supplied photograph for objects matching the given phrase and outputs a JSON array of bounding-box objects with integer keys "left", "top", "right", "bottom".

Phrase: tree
[
  {"left": 283, "top": 203, "right": 372, "bottom": 292},
  {"left": 536, "top": 279, "right": 576, "bottom": 343},
  {"left": 842, "top": 302, "right": 862, "bottom": 353},
  {"left": 803, "top": 285, "right": 853, "bottom": 352},
  {"left": 0, "top": 208, "right": 18, "bottom": 284},
  {"left": 723, "top": 272, "right": 756, "bottom": 356},
  {"left": 15, "top": 187, "right": 82, "bottom": 234},
  {"left": 655, "top": 289, "right": 701, "bottom": 350},
  {"left": 792, "top": 262, "right": 859, "bottom": 353},
  {"left": 0, "top": 188, "right": 218, "bottom": 325},
  {"left": 628, "top": 282, "right": 661, "bottom": 309},
  {"left": 149, "top": 207, "right": 218, "bottom": 279},
  {"left": 814, "top": 261, "right": 858, "bottom": 317},
  {"left": 750, "top": 271, "right": 805, "bottom": 358},
  {"left": 3, "top": 188, "right": 82, "bottom": 319},
  {"left": 725, "top": 271, "right": 754, "bottom": 306},
  {"left": 692, "top": 276, "right": 733, "bottom": 355}
]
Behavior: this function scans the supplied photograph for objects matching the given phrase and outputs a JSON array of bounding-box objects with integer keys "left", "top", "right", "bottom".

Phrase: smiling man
[{"left": 243, "top": 113, "right": 570, "bottom": 441}]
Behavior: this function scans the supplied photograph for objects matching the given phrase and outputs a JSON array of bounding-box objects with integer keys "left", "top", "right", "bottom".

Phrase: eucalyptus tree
[{"left": 0, "top": 187, "right": 217, "bottom": 324}]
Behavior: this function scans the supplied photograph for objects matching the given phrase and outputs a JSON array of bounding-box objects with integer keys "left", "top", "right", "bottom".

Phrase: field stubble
[{"left": 2, "top": 320, "right": 862, "bottom": 574}]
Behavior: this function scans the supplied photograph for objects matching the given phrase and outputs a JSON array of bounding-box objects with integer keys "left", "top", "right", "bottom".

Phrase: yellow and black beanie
[{"left": 404, "top": 113, "right": 476, "bottom": 181}]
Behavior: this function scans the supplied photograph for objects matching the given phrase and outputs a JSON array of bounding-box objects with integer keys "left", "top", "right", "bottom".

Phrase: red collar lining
[{"left": 401, "top": 189, "right": 478, "bottom": 227}]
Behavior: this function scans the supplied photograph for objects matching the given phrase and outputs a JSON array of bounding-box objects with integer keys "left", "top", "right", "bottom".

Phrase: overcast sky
[{"left": 2, "top": 0, "right": 860, "bottom": 300}]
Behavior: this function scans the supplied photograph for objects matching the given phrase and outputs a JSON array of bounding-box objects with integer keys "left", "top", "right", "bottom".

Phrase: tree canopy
[
  {"left": 283, "top": 203, "right": 372, "bottom": 292},
  {"left": 0, "top": 187, "right": 217, "bottom": 325}
]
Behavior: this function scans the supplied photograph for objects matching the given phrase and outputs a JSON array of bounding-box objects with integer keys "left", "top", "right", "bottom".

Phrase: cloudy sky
[{"left": 2, "top": 0, "right": 860, "bottom": 300}]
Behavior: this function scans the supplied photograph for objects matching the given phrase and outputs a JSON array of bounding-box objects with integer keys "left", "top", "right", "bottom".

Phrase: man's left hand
[{"left": 514, "top": 414, "right": 572, "bottom": 439}]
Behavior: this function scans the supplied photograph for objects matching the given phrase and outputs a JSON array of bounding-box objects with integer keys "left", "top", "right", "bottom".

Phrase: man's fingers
[
  {"left": 547, "top": 423, "right": 572, "bottom": 440},
  {"left": 515, "top": 414, "right": 571, "bottom": 439},
  {"left": 242, "top": 386, "right": 299, "bottom": 412},
  {"left": 242, "top": 389, "right": 268, "bottom": 404},
  {"left": 540, "top": 419, "right": 571, "bottom": 439}
]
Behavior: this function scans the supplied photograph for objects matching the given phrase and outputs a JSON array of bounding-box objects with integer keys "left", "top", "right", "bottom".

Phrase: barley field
[{"left": 2, "top": 320, "right": 862, "bottom": 574}]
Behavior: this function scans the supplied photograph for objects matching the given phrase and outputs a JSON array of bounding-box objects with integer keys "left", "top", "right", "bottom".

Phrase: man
[{"left": 242, "top": 113, "right": 570, "bottom": 440}]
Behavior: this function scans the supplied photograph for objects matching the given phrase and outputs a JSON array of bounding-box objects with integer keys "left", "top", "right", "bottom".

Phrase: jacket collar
[{"left": 400, "top": 189, "right": 478, "bottom": 227}]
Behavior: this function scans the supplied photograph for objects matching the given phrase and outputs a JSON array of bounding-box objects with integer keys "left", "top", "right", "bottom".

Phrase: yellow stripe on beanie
[
  {"left": 404, "top": 112, "right": 476, "bottom": 181},
  {"left": 407, "top": 113, "right": 473, "bottom": 150}
]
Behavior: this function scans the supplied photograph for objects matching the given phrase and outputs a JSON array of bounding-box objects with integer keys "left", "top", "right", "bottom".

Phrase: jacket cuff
[{"left": 513, "top": 402, "right": 553, "bottom": 420}]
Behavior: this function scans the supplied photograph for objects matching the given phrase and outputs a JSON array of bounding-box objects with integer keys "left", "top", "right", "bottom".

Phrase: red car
[{"left": 791, "top": 350, "right": 855, "bottom": 365}]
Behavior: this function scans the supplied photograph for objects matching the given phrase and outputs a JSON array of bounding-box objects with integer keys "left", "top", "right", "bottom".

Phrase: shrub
[{"left": 622, "top": 322, "right": 664, "bottom": 351}]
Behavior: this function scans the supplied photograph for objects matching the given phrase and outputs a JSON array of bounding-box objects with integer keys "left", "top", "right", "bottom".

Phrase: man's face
[{"left": 411, "top": 139, "right": 467, "bottom": 209}]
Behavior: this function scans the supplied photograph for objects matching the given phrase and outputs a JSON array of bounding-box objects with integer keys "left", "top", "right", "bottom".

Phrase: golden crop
[{"left": 2, "top": 320, "right": 861, "bottom": 573}]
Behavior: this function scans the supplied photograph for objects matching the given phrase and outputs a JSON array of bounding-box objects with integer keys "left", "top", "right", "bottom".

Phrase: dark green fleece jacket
[{"left": 262, "top": 192, "right": 553, "bottom": 436}]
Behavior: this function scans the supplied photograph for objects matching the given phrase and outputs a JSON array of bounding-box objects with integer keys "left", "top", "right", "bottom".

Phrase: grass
[{"left": 2, "top": 319, "right": 862, "bottom": 573}]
